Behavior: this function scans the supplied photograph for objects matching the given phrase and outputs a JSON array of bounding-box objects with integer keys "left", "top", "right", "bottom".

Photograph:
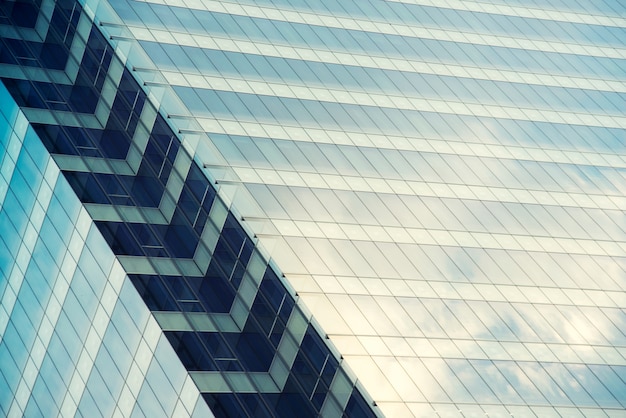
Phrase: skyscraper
[
  {"left": 0, "top": 0, "right": 377, "bottom": 416},
  {"left": 1, "top": 0, "right": 625, "bottom": 417}
]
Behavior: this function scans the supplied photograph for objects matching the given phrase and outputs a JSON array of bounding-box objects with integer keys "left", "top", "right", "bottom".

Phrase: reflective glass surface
[
  {"left": 0, "top": 81, "right": 212, "bottom": 417},
  {"left": 0, "top": 0, "right": 375, "bottom": 416},
  {"left": 2, "top": 0, "right": 626, "bottom": 416},
  {"left": 78, "top": 0, "right": 626, "bottom": 415}
]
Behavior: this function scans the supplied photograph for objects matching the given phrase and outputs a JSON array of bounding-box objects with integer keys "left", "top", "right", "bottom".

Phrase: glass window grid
[
  {"left": 2, "top": 0, "right": 620, "bottom": 416},
  {"left": 1, "top": 2, "right": 376, "bottom": 415}
]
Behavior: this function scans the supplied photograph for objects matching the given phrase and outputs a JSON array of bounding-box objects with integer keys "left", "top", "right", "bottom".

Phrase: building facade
[
  {"left": 0, "top": 0, "right": 377, "bottom": 416},
  {"left": 1, "top": 0, "right": 626, "bottom": 417}
]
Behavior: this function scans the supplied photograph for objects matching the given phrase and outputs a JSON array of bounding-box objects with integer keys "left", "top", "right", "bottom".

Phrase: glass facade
[
  {"left": 0, "top": 0, "right": 376, "bottom": 417},
  {"left": 0, "top": 82, "right": 214, "bottom": 417},
  {"left": 2, "top": 0, "right": 626, "bottom": 417}
]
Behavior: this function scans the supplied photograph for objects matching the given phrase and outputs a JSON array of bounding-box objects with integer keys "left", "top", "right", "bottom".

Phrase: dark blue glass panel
[
  {"left": 34, "top": 125, "right": 83, "bottom": 156},
  {"left": 97, "top": 222, "right": 144, "bottom": 256},
  {"left": 289, "top": 352, "right": 317, "bottom": 401},
  {"left": 238, "top": 394, "right": 273, "bottom": 418},
  {"left": 67, "top": 84, "right": 99, "bottom": 114},
  {"left": 224, "top": 327, "right": 274, "bottom": 372},
  {"left": 130, "top": 275, "right": 179, "bottom": 311},
  {"left": 64, "top": 172, "right": 111, "bottom": 204},
  {"left": 171, "top": 332, "right": 217, "bottom": 371},
  {"left": 98, "top": 219, "right": 203, "bottom": 258},
  {"left": 250, "top": 293, "right": 278, "bottom": 340},
  {"left": 38, "top": 42, "right": 69, "bottom": 71},
  {"left": 99, "top": 117, "right": 132, "bottom": 158},
  {"left": 4, "top": 2, "right": 39, "bottom": 27},
  {"left": 344, "top": 390, "right": 377, "bottom": 418},
  {"left": 3, "top": 78, "right": 46, "bottom": 107},
  {"left": 0, "top": 40, "right": 18, "bottom": 65},
  {"left": 221, "top": 214, "right": 248, "bottom": 261},
  {"left": 121, "top": 172, "right": 163, "bottom": 207},
  {"left": 204, "top": 393, "right": 277, "bottom": 418},
  {"left": 265, "top": 384, "right": 316, "bottom": 418},
  {"left": 212, "top": 237, "right": 238, "bottom": 279},
  {"left": 188, "top": 263, "right": 236, "bottom": 313},
  {"left": 159, "top": 218, "right": 197, "bottom": 258},
  {"left": 203, "top": 394, "right": 247, "bottom": 418}
]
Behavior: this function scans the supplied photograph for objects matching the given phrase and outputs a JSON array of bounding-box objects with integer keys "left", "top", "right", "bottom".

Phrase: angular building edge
[
  {"left": 0, "top": 0, "right": 380, "bottom": 417},
  {"left": 0, "top": 80, "right": 214, "bottom": 417}
]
